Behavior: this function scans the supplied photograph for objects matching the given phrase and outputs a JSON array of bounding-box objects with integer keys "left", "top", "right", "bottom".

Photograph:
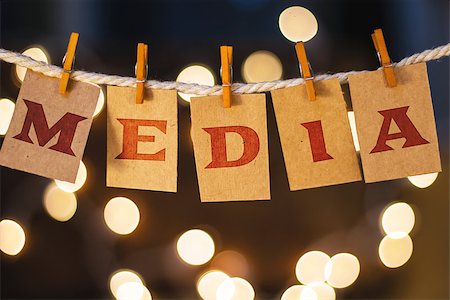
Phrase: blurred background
[{"left": 0, "top": 0, "right": 448, "bottom": 299}]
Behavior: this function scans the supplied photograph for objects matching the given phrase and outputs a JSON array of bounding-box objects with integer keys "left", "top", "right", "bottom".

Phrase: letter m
[{"left": 13, "top": 99, "right": 87, "bottom": 156}]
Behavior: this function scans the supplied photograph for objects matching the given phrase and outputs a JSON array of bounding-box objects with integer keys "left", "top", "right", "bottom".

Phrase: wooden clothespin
[
  {"left": 220, "top": 46, "right": 233, "bottom": 108},
  {"left": 295, "top": 42, "right": 316, "bottom": 101},
  {"left": 135, "top": 43, "right": 148, "bottom": 104},
  {"left": 372, "top": 28, "right": 397, "bottom": 87},
  {"left": 59, "top": 32, "right": 79, "bottom": 95}
]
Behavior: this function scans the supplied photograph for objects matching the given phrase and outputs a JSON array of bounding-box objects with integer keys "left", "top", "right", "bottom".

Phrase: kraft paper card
[
  {"left": 271, "top": 79, "right": 362, "bottom": 190},
  {"left": 348, "top": 63, "right": 441, "bottom": 183},
  {"left": 190, "top": 94, "right": 270, "bottom": 202},
  {"left": 0, "top": 70, "right": 99, "bottom": 182},
  {"left": 107, "top": 86, "right": 178, "bottom": 192}
]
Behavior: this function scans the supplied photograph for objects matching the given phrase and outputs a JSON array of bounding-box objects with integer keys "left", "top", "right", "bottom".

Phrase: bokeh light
[
  {"left": 381, "top": 202, "right": 415, "bottom": 238},
  {"left": 347, "top": 111, "right": 360, "bottom": 152},
  {"left": 0, "top": 219, "right": 26, "bottom": 255},
  {"left": 211, "top": 250, "right": 249, "bottom": 278},
  {"left": 309, "top": 282, "right": 335, "bottom": 300},
  {"left": 117, "top": 282, "right": 152, "bottom": 300},
  {"left": 15, "top": 47, "right": 50, "bottom": 83},
  {"left": 93, "top": 85, "right": 105, "bottom": 117},
  {"left": 280, "top": 285, "right": 317, "bottom": 300},
  {"left": 278, "top": 6, "right": 318, "bottom": 42},
  {"left": 407, "top": 172, "right": 438, "bottom": 188},
  {"left": 104, "top": 197, "right": 140, "bottom": 235},
  {"left": 325, "top": 253, "right": 360, "bottom": 288},
  {"left": 54, "top": 160, "right": 87, "bottom": 193},
  {"left": 0, "top": 98, "right": 15, "bottom": 135},
  {"left": 110, "top": 269, "right": 144, "bottom": 299},
  {"left": 43, "top": 182, "right": 77, "bottom": 222},
  {"left": 216, "top": 277, "right": 255, "bottom": 300},
  {"left": 176, "top": 229, "right": 215, "bottom": 265},
  {"left": 379, "top": 235, "right": 413, "bottom": 268},
  {"left": 295, "top": 251, "right": 330, "bottom": 284},
  {"left": 176, "top": 65, "right": 215, "bottom": 102},
  {"left": 197, "top": 270, "right": 230, "bottom": 300},
  {"left": 242, "top": 50, "right": 283, "bottom": 83}
]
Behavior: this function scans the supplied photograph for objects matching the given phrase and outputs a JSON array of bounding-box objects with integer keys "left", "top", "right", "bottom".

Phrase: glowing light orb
[
  {"left": 347, "top": 111, "right": 360, "bottom": 152},
  {"left": 408, "top": 172, "right": 438, "bottom": 188},
  {"left": 104, "top": 197, "right": 140, "bottom": 235},
  {"left": 295, "top": 251, "right": 330, "bottom": 284},
  {"left": 280, "top": 285, "right": 318, "bottom": 300},
  {"left": 211, "top": 250, "right": 249, "bottom": 277},
  {"left": 54, "top": 161, "right": 87, "bottom": 193},
  {"left": 15, "top": 47, "right": 50, "bottom": 82},
  {"left": 242, "top": 51, "right": 283, "bottom": 83},
  {"left": 278, "top": 6, "right": 318, "bottom": 42},
  {"left": 93, "top": 85, "right": 105, "bottom": 117},
  {"left": 44, "top": 183, "right": 77, "bottom": 222},
  {"left": 216, "top": 277, "right": 255, "bottom": 300},
  {"left": 381, "top": 202, "right": 415, "bottom": 238},
  {"left": 110, "top": 269, "right": 144, "bottom": 298},
  {"left": 117, "top": 282, "right": 152, "bottom": 300},
  {"left": 197, "top": 270, "right": 230, "bottom": 300},
  {"left": 176, "top": 229, "right": 215, "bottom": 265},
  {"left": 309, "top": 282, "right": 335, "bottom": 300},
  {"left": 176, "top": 65, "right": 215, "bottom": 102},
  {"left": 379, "top": 235, "right": 413, "bottom": 268},
  {"left": 0, "top": 219, "right": 26, "bottom": 255},
  {"left": 325, "top": 253, "right": 360, "bottom": 288},
  {"left": 0, "top": 98, "right": 15, "bottom": 135}
]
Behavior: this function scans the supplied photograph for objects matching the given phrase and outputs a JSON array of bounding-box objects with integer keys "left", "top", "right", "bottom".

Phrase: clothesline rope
[{"left": 0, "top": 43, "right": 449, "bottom": 96}]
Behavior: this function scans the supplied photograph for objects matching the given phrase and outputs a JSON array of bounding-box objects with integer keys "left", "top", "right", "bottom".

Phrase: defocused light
[
  {"left": 211, "top": 250, "right": 249, "bottom": 277},
  {"left": 176, "top": 65, "right": 215, "bottom": 102},
  {"left": 104, "top": 197, "right": 140, "bottom": 235},
  {"left": 116, "top": 282, "right": 151, "bottom": 300},
  {"left": 110, "top": 269, "right": 144, "bottom": 299},
  {"left": 54, "top": 160, "right": 87, "bottom": 193},
  {"left": 381, "top": 202, "right": 415, "bottom": 238},
  {"left": 176, "top": 229, "right": 215, "bottom": 265},
  {"left": 309, "top": 282, "right": 335, "bottom": 300},
  {"left": 197, "top": 270, "right": 230, "bottom": 300},
  {"left": 281, "top": 285, "right": 318, "bottom": 300},
  {"left": 217, "top": 277, "right": 255, "bottom": 300},
  {"left": 15, "top": 47, "right": 50, "bottom": 82},
  {"left": 242, "top": 51, "right": 283, "bottom": 83},
  {"left": 379, "top": 235, "right": 413, "bottom": 268},
  {"left": 408, "top": 172, "right": 438, "bottom": 188},
  {"left": 0, "top": 219, "right": 26, "bottom": 255},
  {"left": 347, "top": 111, "right": 360, "bottom": 152},
  {"left": 44, "top": 182, "right": 77, "bottom": 222},
  {"left": 93, "top": 85, "right": 105, "bottom": 117},
  {"left": 295, "top": 251, "right": 330, "bottom": 284},
  {"left": 278, "top": 6, "right": 318, "bottom": 42},
  {"left": 325, "top": 253, "right": 360, "bottom": 288},
  {"left": 0, "top": 98, "right": 15, "bottom": 135}
]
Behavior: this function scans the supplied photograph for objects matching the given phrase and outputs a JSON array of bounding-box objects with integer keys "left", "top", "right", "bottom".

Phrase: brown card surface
[
  {"left": 271, "top": 79, "right": 362, "bottom": 190},
  {"left": 190, "top": 94, "right": 270, "bottom": 202},
  {"left": 107, "top": 86, "right": 178, "bottom": 192},
  {"left": 348, "top": 63, "right": 441, "bottom": 183},
  {"left": 0, "top": 70, "right": 99, "bottom": 182}
]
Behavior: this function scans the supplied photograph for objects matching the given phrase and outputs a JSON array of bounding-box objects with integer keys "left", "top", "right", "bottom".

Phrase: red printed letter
[
  {"left": 371, "top": 106, "right": 429, "bottom": 154},
  {"left": 116, "top": 119, "right": 167, "bottom": 161},
  {"left": 203, "top": 126, "right": 260, "bottom": 168},
  {"left": 13, "top": 99, "right": 87, "bottom": 156},
  {"left": 301, "top": 120, "right": 333, "bottom": 162}
]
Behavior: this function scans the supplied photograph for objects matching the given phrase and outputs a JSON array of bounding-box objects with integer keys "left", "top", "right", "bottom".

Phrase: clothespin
[
  {"left": 220, "top": 45, "right": 233, "bottom": 108},
  {"left": 59, "top": 32, "right": 79, "bottom": 95},
  {"left": 295, "top": 42, "right": 316, "bottom": 101},
  {"left": 372, "top": 28, "right": 397, "bottom": 87},
  {"left": 135, "top": 43, "right": 148, "bottom": 104}
]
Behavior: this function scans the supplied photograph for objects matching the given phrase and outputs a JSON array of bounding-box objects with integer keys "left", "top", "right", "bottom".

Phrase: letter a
[
  {"left": 203, "top": 126, "right": 260, "bottom": 168},
  {"left": 301, "top": 120, "right": 333, "bottom": 162},
  {"left": 371, "top": 106, "right": 429, "bottom": 154},
  {"left": 13, "top": 99, "right": 87, "bottom": 156},
  {"left": 115, "top": 119, "right": 167, "bottom": 161}
]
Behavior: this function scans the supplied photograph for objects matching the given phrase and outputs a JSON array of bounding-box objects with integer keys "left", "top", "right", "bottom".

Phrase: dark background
[{"left": 1, "top": 0, "right": 449, "bottom": 299}]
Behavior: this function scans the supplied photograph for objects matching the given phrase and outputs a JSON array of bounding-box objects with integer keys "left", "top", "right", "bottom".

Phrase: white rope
[{"left": 0, "top": 43, "right": 449, "bottom": 96}]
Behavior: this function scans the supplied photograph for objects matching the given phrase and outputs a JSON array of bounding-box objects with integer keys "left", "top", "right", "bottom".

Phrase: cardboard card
[{"left": 190, "top": 94, "right": 270, "bottom": 202}]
